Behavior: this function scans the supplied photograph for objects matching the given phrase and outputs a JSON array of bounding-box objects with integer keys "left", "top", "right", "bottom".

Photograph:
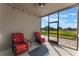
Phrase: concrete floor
[{"left": 0, "top": 41, "right": 79, "bottom": 56}]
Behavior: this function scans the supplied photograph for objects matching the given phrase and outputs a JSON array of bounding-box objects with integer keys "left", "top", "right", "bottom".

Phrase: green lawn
[{"left": 41, "top": 30, "right": 77, "bottom": 40}]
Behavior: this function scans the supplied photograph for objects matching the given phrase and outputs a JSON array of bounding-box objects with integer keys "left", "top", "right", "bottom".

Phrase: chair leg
[{"left": 12, "top": 44, "right": 17, "bottom": 56}]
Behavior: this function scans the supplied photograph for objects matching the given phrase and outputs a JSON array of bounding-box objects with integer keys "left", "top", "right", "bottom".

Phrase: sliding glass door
[{"left": 48, "top": 13, "right": 59, "bottom": 44}]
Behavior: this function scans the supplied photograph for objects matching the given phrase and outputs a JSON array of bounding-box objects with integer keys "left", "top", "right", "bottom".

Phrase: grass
[{"left": 41, "top": 30, "right": 77, "bottom": 40}]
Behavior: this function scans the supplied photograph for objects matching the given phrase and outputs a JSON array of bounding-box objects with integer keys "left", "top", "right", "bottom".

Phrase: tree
[{"left": 65, "top": 27, "right": 72, "bottom": 30}]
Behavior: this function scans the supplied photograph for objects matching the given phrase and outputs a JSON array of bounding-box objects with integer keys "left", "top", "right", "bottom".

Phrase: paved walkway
[{"left": 41, "top": 35, "right": 78, "bottom": 49}]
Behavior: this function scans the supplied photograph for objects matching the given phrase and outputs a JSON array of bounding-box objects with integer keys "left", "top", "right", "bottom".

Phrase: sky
[{"left": 41, "top": 7, "right": 78, "bottom": 29}]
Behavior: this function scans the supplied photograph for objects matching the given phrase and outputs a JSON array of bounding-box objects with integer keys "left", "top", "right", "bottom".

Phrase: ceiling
[{"left": 9, "top": 3, "right": 76, "bottom": 17}]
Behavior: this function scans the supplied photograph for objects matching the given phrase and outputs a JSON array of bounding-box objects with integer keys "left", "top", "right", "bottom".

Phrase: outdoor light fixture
[{"left": 39, "top": 3, "right": 45, "bottom": 8}]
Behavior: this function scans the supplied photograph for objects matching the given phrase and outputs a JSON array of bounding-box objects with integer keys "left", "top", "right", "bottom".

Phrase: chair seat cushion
[
  {"left": 39, "top": 38, "right": 45, "bottom": 44},
  {"left": 15, "top": 42, "right": 29, "bottom": 55}
]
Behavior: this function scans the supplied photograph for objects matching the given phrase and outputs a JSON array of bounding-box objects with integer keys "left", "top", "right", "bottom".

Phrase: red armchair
[
  {"left": 34, "top": 32, "right": 45, "bottom": 44},
  {"left": 12, "top": 33, "right": 29, "bottom": 56}
]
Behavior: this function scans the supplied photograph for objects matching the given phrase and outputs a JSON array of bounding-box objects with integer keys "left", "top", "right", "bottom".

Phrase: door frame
[{"left": 48, "top": 15, "right": 59, "bottom": 44}]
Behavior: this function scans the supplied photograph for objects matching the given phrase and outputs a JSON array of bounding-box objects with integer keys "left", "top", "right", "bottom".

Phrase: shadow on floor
[{"left": 49, "top": 42, "right": 75, "bottom": 56}]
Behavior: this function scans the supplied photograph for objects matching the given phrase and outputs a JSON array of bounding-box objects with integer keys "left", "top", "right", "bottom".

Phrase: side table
[{"left": 26, "top": 40, "right": 35, "bottom": 50}]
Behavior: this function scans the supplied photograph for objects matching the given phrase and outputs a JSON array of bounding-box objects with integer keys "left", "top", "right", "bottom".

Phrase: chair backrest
[
  {"left": 34, "top": 32, "right": 41, "bottom": 40},
  {"left": 12, "top": 33, "right": 24, "bottom": 43}
]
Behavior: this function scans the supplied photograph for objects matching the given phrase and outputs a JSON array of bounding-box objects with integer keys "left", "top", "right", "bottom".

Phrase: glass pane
[
  {"left": 49, "top": 23, "right": 57, "bottom": 42},
  {"left": 41, "top": 16, "right": 48, "bottom": 41},
  {"left": 49, "top": 13, "right": 58, "bottom": 22},
  {"left": 59, "top": 7, "right": 78, "bottom": 49}
]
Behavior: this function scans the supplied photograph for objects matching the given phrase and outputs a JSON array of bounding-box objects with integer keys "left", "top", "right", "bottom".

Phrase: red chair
[
  {"left": 12, "top": 33, "right": 29, "bottom": 56},
  {"left": 34, "top": 32, "right": 45, "bottom": 44}
]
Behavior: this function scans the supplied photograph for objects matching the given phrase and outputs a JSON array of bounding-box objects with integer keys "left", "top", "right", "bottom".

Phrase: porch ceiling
[{"left": 9, "top": 3, "right": 76, "bottom": 17}]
